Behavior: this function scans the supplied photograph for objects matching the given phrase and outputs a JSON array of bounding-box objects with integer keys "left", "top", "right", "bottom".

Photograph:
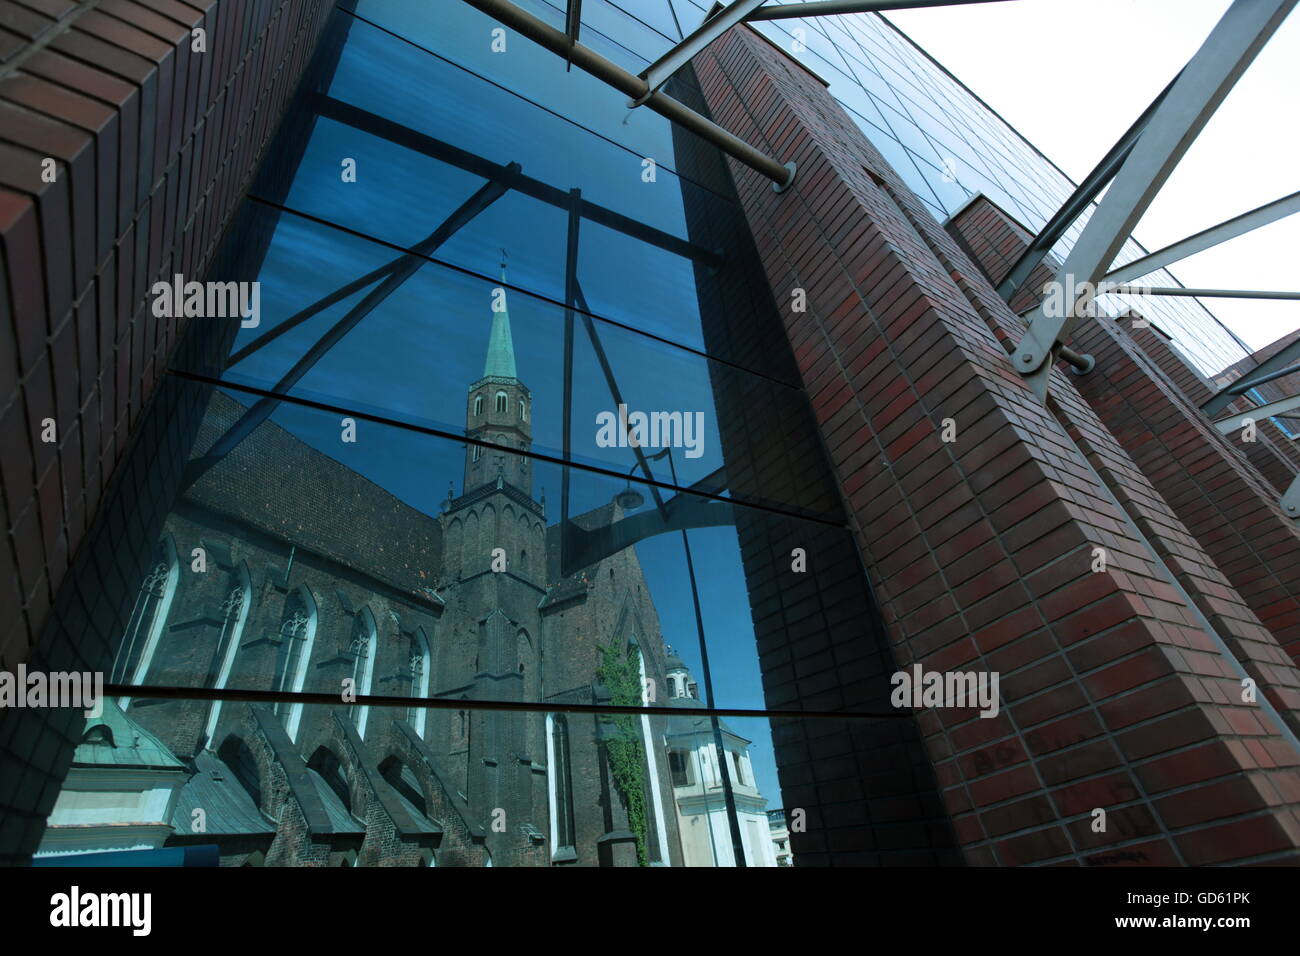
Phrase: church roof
[
  {"left": 185, "top": 391, "right": 443, "bottom": 595},
  {"left": 171, "top": 751, "right": 275, "bottom": 836},
  {"left": 483, "top": 280, "right": 518, "bottom": 379},
  {"left": 74, "top": 700, "right": 186, "bottom": 770},
  {"left": 304, "top": 768, "right": 366, "bottom": 834}
]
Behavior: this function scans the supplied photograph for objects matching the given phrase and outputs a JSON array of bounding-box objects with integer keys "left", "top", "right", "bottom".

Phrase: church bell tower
[{"left": 464, "top": 260, "right": 532, "bottom": 496}]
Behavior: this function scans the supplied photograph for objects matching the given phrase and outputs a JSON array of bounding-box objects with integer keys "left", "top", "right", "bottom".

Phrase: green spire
[{"left": 484, "top": 260, "right": 517, "bottom": 379}]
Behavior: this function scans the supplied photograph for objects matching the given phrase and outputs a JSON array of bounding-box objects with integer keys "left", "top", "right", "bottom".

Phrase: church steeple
[
  {"left": 462, "top": 253, "right": 532, "bottom": 496},
  {"left": 483, "top": 262, "right": 518, "bottom": 380}
]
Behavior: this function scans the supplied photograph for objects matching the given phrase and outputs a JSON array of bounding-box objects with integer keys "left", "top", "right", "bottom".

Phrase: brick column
[
  {"left": 0, "top": 0, "right": 339, "bottom": 863},
  {"left": 0, "top": 0, "right": 339, "bottom": 673},
  {"left": 695, "top": 25, "right": 1300, "bottom": 866},
  {"left": 1126, "top": 321, "right": 1300, "bottom": 489},
  {"left": 950, "top": 195, "right": 1300, "bottom": 670}
]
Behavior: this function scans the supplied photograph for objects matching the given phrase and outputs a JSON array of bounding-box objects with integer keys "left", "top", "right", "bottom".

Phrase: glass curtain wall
[{"left": 12, "top": 0, "right": 959, "bottom": 867}]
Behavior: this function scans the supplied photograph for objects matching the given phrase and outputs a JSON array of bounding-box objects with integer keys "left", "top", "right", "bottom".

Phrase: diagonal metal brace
[
  {"left": 633, "top": 0, "right": 770, "bottom": 107},
  {"left": 1012, "top": 0, "right": 1297, "bottom": 400},
  {"left": 182, "top": 170, "right": 517, "bottom": 488}
]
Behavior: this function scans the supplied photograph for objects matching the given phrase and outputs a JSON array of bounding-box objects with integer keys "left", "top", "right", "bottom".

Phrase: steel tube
[
  {"left": 745, "top": 0, "right": 1015, "bottom": 19},
  {"left": 637, "top": 0, "right": 769, "bottom": 102},
  {"left": 462, "top": 0, "right": 795, "bottom": 188},
  {"left": 1106, "top": 285, "right": 1300, "bottom": 301},
  {"left": 1104, "top": 190, "right": 1300, "bottom": 286}
]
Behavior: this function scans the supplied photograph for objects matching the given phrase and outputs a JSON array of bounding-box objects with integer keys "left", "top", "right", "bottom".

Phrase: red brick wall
[
  {"left": 948, "top": 196, "right": 1300, "bottom": 671},
  {"left": 696, "top": 24, "right": 1300, "bottom": 866},
  {"left": 946, "top": 195, "right": 1055, "bottom": 315},
  {"left": 1127, "top": 320, "right": 1300, "bottom": 489},
  {"left": 950, "top": 197, "right": 1300, "bottom": 492},
  {"left": 0, "top": 0, "right": 337, "bottom": 674}
]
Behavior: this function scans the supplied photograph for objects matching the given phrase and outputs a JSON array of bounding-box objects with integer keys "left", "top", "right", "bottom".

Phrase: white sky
[{"left": 889, "top": 0, "right": 1300, "bottom": 354}]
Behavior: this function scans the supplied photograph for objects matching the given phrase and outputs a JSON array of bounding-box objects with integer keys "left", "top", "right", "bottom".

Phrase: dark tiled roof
[
  {"left": 664, "top": 697, "right": 749, "bottom": 743},
  {"left": 170, "top": 751, "right": 275, "bottom": 836},
  {"left": 304, "top": 767, "right": 366, "bottom": 835},
  {"left": 185, "top": 391, "right": 442, "bottom": 595}
]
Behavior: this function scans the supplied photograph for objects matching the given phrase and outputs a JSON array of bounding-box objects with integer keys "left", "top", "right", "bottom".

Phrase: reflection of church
[{"left": 34, "top": 283, "right": 768, "bottom": 866}]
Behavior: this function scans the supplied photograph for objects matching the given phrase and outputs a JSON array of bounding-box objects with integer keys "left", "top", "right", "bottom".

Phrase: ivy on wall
[{"left": 597, "top": 640, "right": 649, "bottom": 867}]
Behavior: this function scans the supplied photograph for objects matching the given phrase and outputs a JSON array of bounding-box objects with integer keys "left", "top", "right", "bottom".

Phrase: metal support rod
[
  {"left": 560, "top": 187, "right": 579, "bottom": 581},
  {"left": 1213, "top": 392, "right": 1300, "bottom": 435},
  {"left": 1104, "top": 189, "right": 1300, "bottom": 285},
  {"left": 635, "top": 0, "right": 769, "bottom": 105},
  {"left": 227, "top": 217, "right": 455, "bottom": 368},
  {"left": 1204, "top": 336, "right": 1300, "bottom": 416},
  {"left": 745, "top": 0, "right": 1016, "bottom": 18},
  {"left": 1223, "top": 361, "right": 1300, "bottom": 397},
  {"left": 460, "top": 0, "right": 796, "bottom": 189},
  {"left": 996, "top": 71, "right": 1178, "bottom": 302},
  {"left": 1104, "top": 285, "right": 1300, "bottom": 301},
  {"left": 1058, "top": 345, "right": 1095, "bottom": 375},
  {"left": 313, "top": 95, "right": 722, "bottom": 267},
  {"left": 183, "top": 174, "right": 514, "bottom": 487},
  {"left": 572, "top": 282, "right": 668, "bottom": 519},
  {"left": 658, "top": 445, "right": 747, "bottom": 867},
  {"left": 1012, "top": 0, "right": 1296, "bottom": 400},
  {"left": 563, "top": 0, "right": 582, "bottom": 69}
]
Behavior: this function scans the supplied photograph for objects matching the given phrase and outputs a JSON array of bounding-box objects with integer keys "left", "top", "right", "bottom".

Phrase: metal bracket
[{"left": 1282, "top": 474, "right": 1300, "bottom": 520}]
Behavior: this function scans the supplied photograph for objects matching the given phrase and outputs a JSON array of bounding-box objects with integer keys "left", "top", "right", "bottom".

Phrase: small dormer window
[
  {"left": 82, "top": 725, "right": 115, "bottom": 747},
  {"left": 473, "top": 394, "right": 484, "bottom": 416},
  {"left": 495, "top": 391, "right": 508, "bottom": 414}
]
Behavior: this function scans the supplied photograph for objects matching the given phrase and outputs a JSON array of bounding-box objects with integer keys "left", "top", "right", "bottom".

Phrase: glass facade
[
  {"left": 10, "top": 0, "right": 1251, "bottom": 869},
  {"left": 12, "top": 0, "right": 968, "bottom": 867}
]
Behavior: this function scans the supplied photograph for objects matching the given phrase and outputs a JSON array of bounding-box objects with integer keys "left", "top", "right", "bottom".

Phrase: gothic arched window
[
  {"left": 548, "top": 713, "right": 576, "bottom": 855},
  {"left": 472, "top": 445, "right": 482, "bottom": 462},
  {"left": 473, "top": 393, "right": 484, "bottom": 416},
  {"left": 409, "top": 627, "right": 431, "bottom": 739},
  {"left": 113, "top": 537, "right": 181, "bottom": 706},
  {"left": 518, "top": 398, "right": 527, "bottom": 421},
  {"left": 495, "top": 390, "right": 507, "bottom": 414},
  {"left": 350, "top": 608, "right": 378, "bottom": 739},
  {"left": 272, "top": 587, "right": 317, "bottom": 741},
  {"left": 203, "top": 563, "right": 253, "bottom": 747}
]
